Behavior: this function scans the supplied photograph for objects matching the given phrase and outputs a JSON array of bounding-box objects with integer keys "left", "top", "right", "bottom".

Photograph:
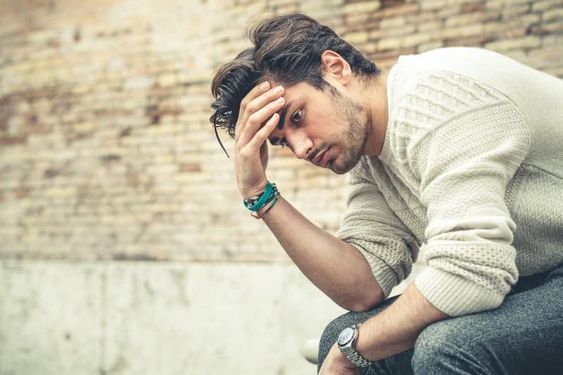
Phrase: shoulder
[
  {"left": 388, "top": 47, "right": 511, "bottom": 106},
  {"left": 389, "top": 47, "right": 514, "bottom": 83},
  {"left": 386, "top": 47, "right": 544, "bottom": 109},
  {"left": 382, "top": 64, "right": 531, "bottom": 170}
]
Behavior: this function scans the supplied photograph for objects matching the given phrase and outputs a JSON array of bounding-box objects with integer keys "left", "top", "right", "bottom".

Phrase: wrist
[
  {"left": 337, "top": 324, "right": 373, "bottom": 368},
  {"left": 241, "top": 183, "right": 267, "bottom": 200},
  {"left": 242, "top": 181, "right": 280, "bottom": 219}
]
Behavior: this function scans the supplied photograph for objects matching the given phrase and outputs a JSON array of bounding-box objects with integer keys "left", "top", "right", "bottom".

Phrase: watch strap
[{"left": 342, "top": 346, "right": 372, "bottom": 367}]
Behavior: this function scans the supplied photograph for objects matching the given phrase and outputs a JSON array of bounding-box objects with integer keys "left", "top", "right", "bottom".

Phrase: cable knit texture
[{"left": 337, "top": 48, "right": 563, "bottom": 316}]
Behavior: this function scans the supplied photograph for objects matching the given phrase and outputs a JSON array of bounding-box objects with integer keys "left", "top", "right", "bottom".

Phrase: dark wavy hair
[{"left": 210, "top": 13, "right": 379, "bottom": 156}]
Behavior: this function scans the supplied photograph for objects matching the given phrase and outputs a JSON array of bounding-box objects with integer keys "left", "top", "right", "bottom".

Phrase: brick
[
  {"left": 377, "top": 32, "right": 434, "bottom": 50},
  {"left": 526, "top": 47, "right": 563, "bottom": 69},
  {"left": 368, "top": 24, "right": 416, "bottom": 40},
  {"left": 542, "top": 34, "right": 563, "bottom": 46},
  {"left": 344, "top": 31, "right": 369, "bottom": 44},
  {"left": 543, "top": 7, "right": 563, "bottom": 22},
  {"left": 529, "top": 22, "right": 563, "bottom": 35},
  {"left": 445, "top": 11, "right": 501, "bottom": 27},
  {"left": 501, "top": 4, "right": 531, "bottom": 19},
  {"left": 436, "top": 24, "right": 484, "bottom": 39},
  {"left": 485, "top": 35, "right": 542, "bottom": 51},
  {"left": 374, "top": 3, "right": 419, "bottom": 18},
  {"left": 486, "top": 0, "right": 531, "bottom": 9},
  {"left": 342, "top": 1, "right": 381, "bottom": 14},
  {"left": 461, "top": 1, "right": 486, "bottom": 13},
  {"left": 532, "top": 0, "right": 563, "bottom": 12},
  {"left": 418, "top": 21, "right": 443, "bottom": 32},
  {"left": 379, "top": 17, "right": 406, "bottom": 29},
  {"left": 0, "top": 0, "right": 562, "bottom": 265},
  {"left": 418, "top": 41, "right": 445, "bottom": 52},
  {"left": 544, "top": 66, "right": 563, "bottom": 78}
]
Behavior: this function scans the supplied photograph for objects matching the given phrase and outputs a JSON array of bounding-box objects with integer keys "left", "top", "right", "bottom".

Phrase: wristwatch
[{"left": 337, "top": 325, "right": 372, "bottom": 368}]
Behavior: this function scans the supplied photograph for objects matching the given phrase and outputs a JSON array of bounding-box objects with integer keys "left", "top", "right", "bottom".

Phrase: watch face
[{"left": 338, "top": 327, "right": 355, "bottom": 346}]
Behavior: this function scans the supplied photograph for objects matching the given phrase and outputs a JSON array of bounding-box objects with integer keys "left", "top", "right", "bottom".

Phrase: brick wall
[{"left": 1, "top": 0, "right": 562, "bottom": 263}]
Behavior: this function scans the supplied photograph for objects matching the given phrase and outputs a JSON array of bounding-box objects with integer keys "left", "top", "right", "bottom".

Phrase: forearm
[
  {"left": 263, "top": 196, "right": 384, "bottom": 311},
  {"left": 356, "top": 283, "right": 449, "bottom": 360},
  {"left": 229, "top": 82, "right": 382, "bottom": 311}
]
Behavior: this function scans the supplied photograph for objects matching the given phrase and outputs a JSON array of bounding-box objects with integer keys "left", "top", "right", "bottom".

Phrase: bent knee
[
  {"left": 320, "top": 312, "right": 363, "bottom": 352},
  {"left": 412, "top": 320, "right": 495, "bottom": 373}
]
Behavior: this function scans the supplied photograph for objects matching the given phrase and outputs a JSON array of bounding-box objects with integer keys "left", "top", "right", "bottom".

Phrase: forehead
[
  {"left": 270, "top": 80, "right": 316, "bottom": 98},
  {"left": 269, "top": 80, "right": 323, "bottom": 122},
  {"left": 267, "top": 81, "right": 325, "bottom": 141}
]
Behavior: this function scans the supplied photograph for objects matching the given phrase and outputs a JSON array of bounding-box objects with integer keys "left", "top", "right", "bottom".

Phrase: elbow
[
  {"left": 344, "top": 301, "right": 375, "bottom": 313},
  {"left": 338, "top": 288, "right": 384, "bottom": 312}
]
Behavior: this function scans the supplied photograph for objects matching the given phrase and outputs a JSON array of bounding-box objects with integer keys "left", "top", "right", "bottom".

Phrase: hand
[
  {"left": 319, "top": 344, "right": 359, "bottom": 375},
  {"left": 234, "top": 81, "right": 285, "bottom": 199}
]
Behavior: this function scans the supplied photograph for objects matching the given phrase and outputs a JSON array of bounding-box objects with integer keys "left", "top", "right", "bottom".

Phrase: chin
[
  {"left": 330, "top": 158, "right": 358, "bottom": 175},
  {"left": 329, "top": 155, "right": 361, "bottom": 174}
]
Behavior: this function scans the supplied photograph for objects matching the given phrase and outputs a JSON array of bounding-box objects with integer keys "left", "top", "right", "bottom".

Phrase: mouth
[{"left": 312, "top": 147, "right": 332, "bottom": 167}]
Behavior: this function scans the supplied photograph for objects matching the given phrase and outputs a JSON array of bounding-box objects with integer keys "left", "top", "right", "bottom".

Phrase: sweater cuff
[
  {"left": 348, "top": 243, "right": 400, "bottom": 298},
  {"left": 414, "top": 266, "right": 504, "bottom": 316}
]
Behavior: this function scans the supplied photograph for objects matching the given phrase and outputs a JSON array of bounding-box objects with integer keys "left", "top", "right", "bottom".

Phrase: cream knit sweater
[{"left": 337, "top": 47, "right": 563, "bottom": 316}]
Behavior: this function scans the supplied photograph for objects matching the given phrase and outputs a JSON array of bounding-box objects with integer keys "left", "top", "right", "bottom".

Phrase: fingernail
[
  {"left": 273, "top": 86, "right": 283, "bottom": 94},
  {"left": 277, "top": 97, "right": 285, "bottom": 103},
  {"left": 260, "top": 81, "right": 270, "bottom": 90}
]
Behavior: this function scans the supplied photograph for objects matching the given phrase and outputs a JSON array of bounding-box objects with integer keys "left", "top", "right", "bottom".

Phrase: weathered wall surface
[
  {"left": 0, "top": 0, "right": 562, "bottom": 374},
  {"left": 1, "top": 0, "right": 561, "bottom": 262},
  {"left": 0, "top": 0, "right": 345, "bottom": 263},
  {"left": 0, "top": 261, "right": 345, "bottom": 375}
]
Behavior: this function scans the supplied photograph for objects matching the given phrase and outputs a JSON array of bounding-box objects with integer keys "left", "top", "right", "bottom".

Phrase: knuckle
[
  {"left": 247, "top": 113, "right": 260, "bottom": 125},
  {"left": 266, "top": 102, "right": 277, "bottom": 111},
  {"left": 245, "top": 101, "right": 258, "bottom": 113},
  {"left": 240, "top": 98, "right": 249, "bottom": 110},
  {"left": 239, "top": 147, "right": 253, "bottom": 159}
]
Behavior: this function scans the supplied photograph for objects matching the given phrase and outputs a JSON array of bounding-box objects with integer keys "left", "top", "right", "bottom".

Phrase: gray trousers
[{"left": 318, "top": 263, "right": 563, "bottom": 374}]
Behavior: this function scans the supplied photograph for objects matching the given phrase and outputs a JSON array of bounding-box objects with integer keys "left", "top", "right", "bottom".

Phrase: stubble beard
[{"left": 328, "top": 86, "right": 369, "bottom": 175}]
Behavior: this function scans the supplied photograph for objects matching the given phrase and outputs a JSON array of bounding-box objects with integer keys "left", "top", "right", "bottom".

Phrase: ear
[{"left": 320, "top": 50, "right": 352, "bottom": 85}]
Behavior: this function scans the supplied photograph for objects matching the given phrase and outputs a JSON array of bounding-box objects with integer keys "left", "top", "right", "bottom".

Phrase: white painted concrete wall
[{"left": 0, "top": 261, "right": 345, "bottom": 375}]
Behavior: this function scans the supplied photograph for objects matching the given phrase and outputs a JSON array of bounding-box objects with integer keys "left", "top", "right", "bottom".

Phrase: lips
[{"left": 312, "top": 147, "right": 331, "bottom": 167}]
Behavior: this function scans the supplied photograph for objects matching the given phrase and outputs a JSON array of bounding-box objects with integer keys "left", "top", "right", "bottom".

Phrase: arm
[
  {"left": 263, "top": 196, "right": 383, "bottom": 311},
  {"left": 320, "top": 283, "right": 448, "bottom": 374},
  {"left": 233, "top": 82, "right": 383, "bottom": 311},
  {"left": 354, "top": 284, "right": 448, "bottom": 360},
  {"left": 321, "top": 72, "right": 531, "bottom": 374}
]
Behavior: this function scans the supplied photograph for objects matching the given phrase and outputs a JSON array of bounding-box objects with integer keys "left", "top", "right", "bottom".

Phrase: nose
[{"left": 287, "top": 131, "right": 313, "bottom": 160}]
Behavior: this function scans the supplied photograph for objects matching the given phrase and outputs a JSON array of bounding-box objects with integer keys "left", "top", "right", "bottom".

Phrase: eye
[
  {"left": 269, "top": 137, "right": 289, "bottom": 148},
  {"left": 291, "top": 108, "right": 304, "bottom": 125}
]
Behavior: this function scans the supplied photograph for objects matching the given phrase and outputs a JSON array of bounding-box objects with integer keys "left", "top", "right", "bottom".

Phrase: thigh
[
  {"left": 318, "top": 296, "right": 414, "bottom": 375},
  {"left": 413, "top": 267, "right": 563, "bottom": 375}
]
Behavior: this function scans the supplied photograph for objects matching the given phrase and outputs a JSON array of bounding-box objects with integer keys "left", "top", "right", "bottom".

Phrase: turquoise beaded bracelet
[{"left": 243, "top": 181, "right": 277, "bottom": 212}]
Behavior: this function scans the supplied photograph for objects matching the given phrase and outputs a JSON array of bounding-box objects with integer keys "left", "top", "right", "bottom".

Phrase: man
[{"left": 209, "top": 13, "right": 563, "bottom": 374}]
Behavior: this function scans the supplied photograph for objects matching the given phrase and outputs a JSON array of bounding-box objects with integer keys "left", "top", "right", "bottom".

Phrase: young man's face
[{"left": 267, "top": 80, "right": 369, "bottom": 175}]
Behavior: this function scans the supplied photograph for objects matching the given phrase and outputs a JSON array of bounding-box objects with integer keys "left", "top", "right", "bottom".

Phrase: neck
[{"left": 363, "top": 72, "right": 388, "bottom": 156}]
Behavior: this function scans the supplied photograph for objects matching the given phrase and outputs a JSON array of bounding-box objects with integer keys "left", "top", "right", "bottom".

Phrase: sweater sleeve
[
  {"left": 399, "top": 71, "right": 532, "bottom": 316},
  {"left": 337, "top": 160, "right": 420, "bottom": 298}
]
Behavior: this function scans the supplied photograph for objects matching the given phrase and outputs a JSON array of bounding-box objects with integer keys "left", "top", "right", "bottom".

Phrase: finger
[
  {"left": 246, "top": 113, "right": 279, "bottom": 151},
  {"left": 236, "top": 84, "right": 285, "bottom": 139},
  {"left": 241, "top": 81, "right": 271, "bottom": 112},
  {"left": 239, "top": 97, "right": 284, "bottom": 145},
  {"left": 241, "top": 85, "right": 285, "bottom": 124},
  {"left": 235, "top": 81, "right": 271, "bottom": 138}
]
